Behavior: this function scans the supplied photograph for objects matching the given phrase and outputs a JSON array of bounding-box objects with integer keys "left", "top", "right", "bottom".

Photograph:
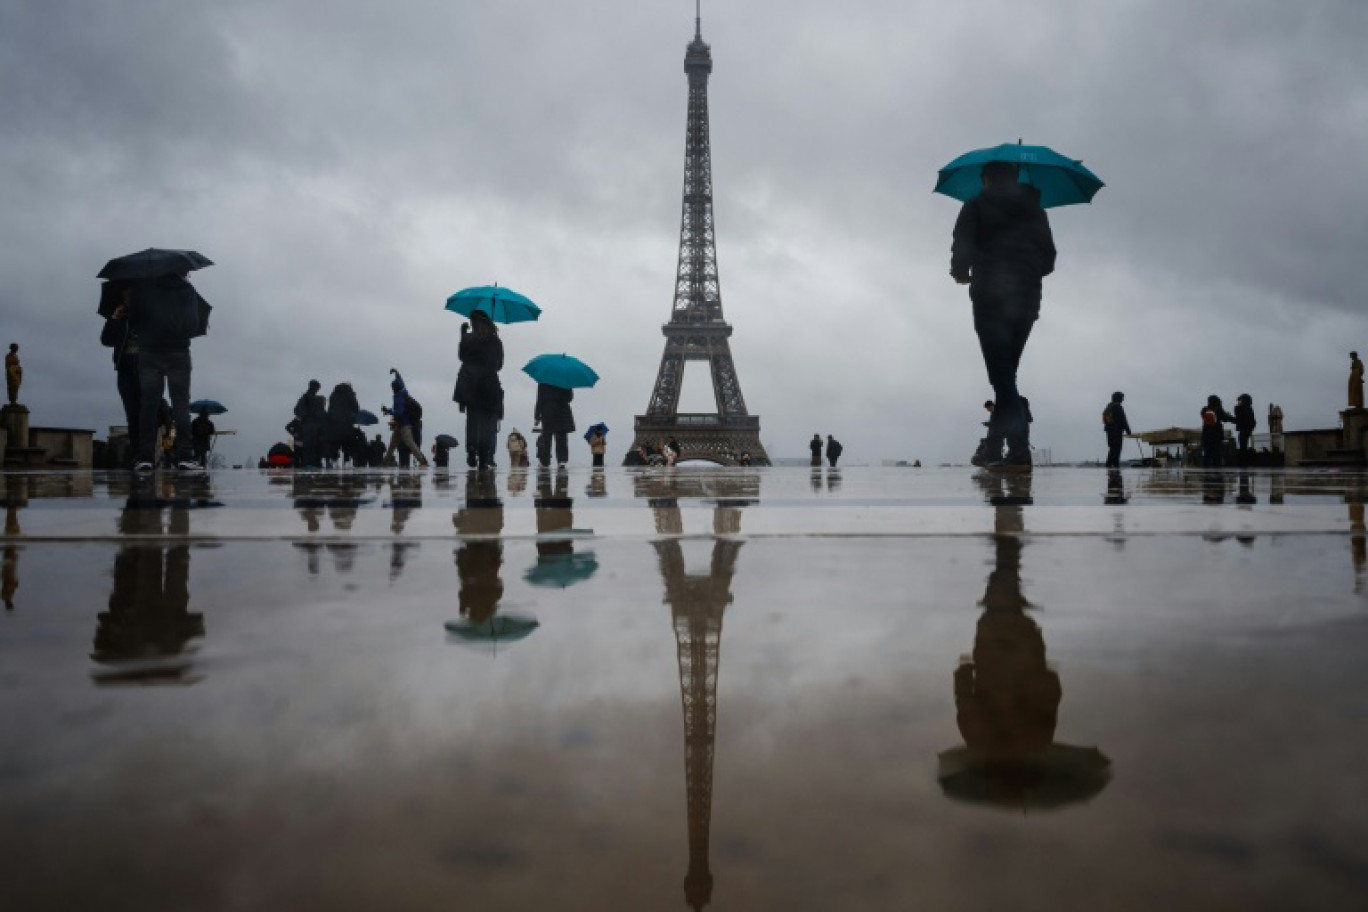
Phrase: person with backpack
[
  {"left": 382, "top": 369, "right": 429, "bottom": 468},
  {"left": 1102, "top": 392, "right": 1131, "bottom": 468},
  {"left": 826, "top": 435, "right": 843, "bottom": 468},
  {"left": 294, "top": 380, "right": 327, "bottom": 468}
]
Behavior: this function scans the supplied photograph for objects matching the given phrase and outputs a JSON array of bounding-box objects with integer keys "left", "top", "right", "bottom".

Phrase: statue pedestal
[
  {"left": 1, "top": 404, "right": 46, "bottom": 468},
  {"left": 1342, "top": 408, "right": 1368, "bottom": 455}
]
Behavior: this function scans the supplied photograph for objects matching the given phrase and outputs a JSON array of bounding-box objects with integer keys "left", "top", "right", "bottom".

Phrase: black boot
[{"left": 971, "top": 435, "right": 1003, "bottom": 467}]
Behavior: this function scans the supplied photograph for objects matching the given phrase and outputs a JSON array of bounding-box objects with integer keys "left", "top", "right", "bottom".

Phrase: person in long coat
[
  {"left": 453, "top": 310, "right": 504, "bottom": 470},
  {"left": 1233, "top": 393, "right": 1257, "bottom": 464},
  {"left": 534, "top": 383, "right": 575, "bottom": 468},
  {"left": 1350, "top": 351, "right": 1364, "bottom": 409},
  {"left": 809, "top": 433, "right": 823, "bottom": 467},
  {"left": 1103, "top": 392, "right": 1131, "bottom": 469}
]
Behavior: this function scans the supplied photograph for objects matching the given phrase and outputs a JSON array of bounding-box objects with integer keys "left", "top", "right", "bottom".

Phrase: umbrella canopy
[
  {"left": 935, "top": 143, "right": 1104, "bottom": 209},
  {"left": 582, "top": 422, "right": 609, "bottom": 442},
  {"left": 524, "top": 550, "right": 599, "bottom": 588},
  {"left": 937, "top": 744, "right": 1112, "bottom": 811},
  {"left": 445, "top": 284, "right": 541, "bottom": 324},
  {"left": 445, "top": 615, "right": 539, "bottom": 654},
  {"left": 354, "top": 409, "right": 379, "bottom": 426},
  {"left": 523, "top": 353, "right": 599, "bottom": 390},
  {"left": 98, "top": 248, "right": 214, "bottom": 281},
  {"left": 189, "top": 399, "right": 226, "bottom": 415},
  {"left": 434, "top": 433, "right": 460, "bottom": 448}
]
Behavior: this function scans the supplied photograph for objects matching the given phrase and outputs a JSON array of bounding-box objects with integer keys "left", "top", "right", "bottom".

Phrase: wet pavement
[{"left": 2, "top": 466, "right": 1367, "bottom": 911}]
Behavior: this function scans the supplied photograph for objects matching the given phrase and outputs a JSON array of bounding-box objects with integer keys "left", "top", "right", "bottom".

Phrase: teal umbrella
[
  {"left": 354, "top": 409, "right": 379, "bottom": 426},
  {"left": 937, "top": 744, "right": 1112, "bottom": 811},
  {"left": 446, "top": 284, "right": 541, "bottom": 324},
  {"left": 444, "top": 615, "right": 540, "bottom": 651},
  {"left": 935, "top": 142, "right": 1104, "bottom": 209},
  {"left": 189, "top": 399, "right": 226, "bottom": 415},
  {"left": 524, "top": 551, "right": 599, "bottom": 588},
  {"left": 523, "top": 353, "right": 599, "bottom": 390}
]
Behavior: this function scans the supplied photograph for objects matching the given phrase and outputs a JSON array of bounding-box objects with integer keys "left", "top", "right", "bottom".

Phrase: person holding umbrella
[
  {"left": 522, "top": 354, "right": 598, "bottom": 469},
  {"left": 190, "top": 407, "right": 216, "bottom": 467},
  {"left": 949, "top": 160, "right": 1056, "bottom": 467},
  {"left": 453, "top": 310, "right": 504, "bottom": 471},
  {"left": 585, "top": 423, "right": 608, "bottom": 468},
  {"left": 128, "top": 272, "right": 211, "bottom": 473}
]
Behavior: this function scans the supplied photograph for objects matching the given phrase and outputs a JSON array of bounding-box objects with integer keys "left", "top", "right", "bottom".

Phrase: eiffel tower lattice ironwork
[
  {"left": 652, "top": 497, "right": 745, "bottom": 911},
  {"left": 628, "top": 8, "right": 769, "bottom": 467}
]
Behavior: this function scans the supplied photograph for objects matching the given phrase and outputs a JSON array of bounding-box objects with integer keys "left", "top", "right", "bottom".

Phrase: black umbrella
[
  {"left": 434, "top": 434, "right": 460, "bottom": 448},
  {"left": 98, "top": 248, "right": 213, "bottom": 281}
]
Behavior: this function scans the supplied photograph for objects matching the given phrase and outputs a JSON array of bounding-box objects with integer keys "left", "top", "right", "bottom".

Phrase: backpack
[
  {"left": 405, "top": 393, "right": 423, "bottom": 421},
  {"left": 1102, "top": 405, "right": 1113, "bottom": 425}
]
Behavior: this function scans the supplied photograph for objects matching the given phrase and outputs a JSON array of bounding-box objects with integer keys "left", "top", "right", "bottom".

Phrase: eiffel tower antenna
[{"left": 627, "top": 8, "right": 769, "bottom": 466}]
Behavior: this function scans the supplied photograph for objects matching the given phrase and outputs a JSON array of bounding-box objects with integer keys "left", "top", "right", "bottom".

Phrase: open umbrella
[
  {"left": 446, "top": 284, "right": 541, "bottom": 324},
  {"left": 935, "top": 142, "right": 1104, "bottom": 209},
  {"left": 937, "top": 744, "right": 1112, "bottom": 811},
  {"left": 524, "top": 550, "right": 599, "bottom": 588},
  {"left": 354, "top": 409, "right": 379, "bottom": 426},
  {"left": 523, "top": 353, "right": 599, "bottom": 390},
  {"left": 98, "top": 248, "right": 214, "bottom": 281},
  {"left": 189, "top": 399, "right": 226, "bottom": 415},
  {"left": 434, "top": 433, "right": 460, "bottom": 448},
  {"left": 444, "top": 614, "right": 540, "bottom": 654},
  {"left": 582, "top": 422, "right": 609, "bottom": 442}
]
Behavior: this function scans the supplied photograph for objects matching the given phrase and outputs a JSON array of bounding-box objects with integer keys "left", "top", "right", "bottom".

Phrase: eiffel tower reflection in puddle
[{"left": 640, "top": 471, "right": 759, "bottom": 910}]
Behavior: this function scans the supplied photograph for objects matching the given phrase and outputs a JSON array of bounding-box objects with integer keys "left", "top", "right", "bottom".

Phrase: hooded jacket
[
  {"left": 951, "top": 182, "right": 1056, "bottom": 316},
  {"left": 128, "top": 275, "right": 209, "bottom": 352},
  {"left": 535, "top": 383, "right": 575, "bottom": 434}
]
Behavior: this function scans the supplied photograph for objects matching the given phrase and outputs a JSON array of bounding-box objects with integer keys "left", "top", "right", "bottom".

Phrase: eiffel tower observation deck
[{"left": 628, "top": 5, "right": 770, "bottom": 467}]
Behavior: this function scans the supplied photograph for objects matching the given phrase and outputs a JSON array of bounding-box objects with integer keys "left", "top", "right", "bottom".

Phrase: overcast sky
[{"left": 2, "top": 0, "right": 1366, "bottom": 465}]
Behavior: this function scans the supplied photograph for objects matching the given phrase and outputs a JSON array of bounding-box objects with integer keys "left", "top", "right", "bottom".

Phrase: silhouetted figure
[
  {"left": 825, "top": 435, "right": 843, "bottom": 467},
  {"left": 100, "top": 288, "right": 142, "bottom": 463},
  {"left": 294, "top": 380, "right": 327, "bottom": 468},
  {"left": 809, "top": 433, "right": 822, "bottom": 467},
  {"left": 534, "top": 383, "right": 575, "bottom": 468},
  {"left": 952, "top": 161, "right": 1056, "bottom": 467},
  {"left": 190, "top": 408, "right": 215, "bottom": 467},
  {"left": 324, "top": 381, "right": 360, "bottom": 466},
  {"left": 1233, "top": 393, "right": 1257, "bottom": 464},
  {"left": 1103, "top": 391, "right": 1131, "bottom": 468},
  {"left": 382, "top": 369, "right": 428, "bottom": 468},
  {"left": 453, "top": 310, "right": 504, "bottom": 470},
  {"left": 130, "top": 274, "right": 209, "bottom": 472},
  {"left": 1351, "top": 351, "right": 1364, "bottom": 409},
  {"left": 4, "top": 342, "right": 20, "bottom": 404}
]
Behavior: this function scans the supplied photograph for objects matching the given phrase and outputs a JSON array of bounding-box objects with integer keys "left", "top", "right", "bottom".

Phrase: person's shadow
[
  {"left": 938, "top": 472, "right": 1111, "bottom": 811},
  {"left": 91, "top": 476, "right": 220, "bottom": 686}
]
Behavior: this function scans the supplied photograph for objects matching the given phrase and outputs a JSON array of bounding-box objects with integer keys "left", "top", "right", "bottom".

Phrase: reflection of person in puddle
[
  {"left": 92, "top": 478, "right": 213, "bottom": 684},
  {"left": 942, "top": 472, "right": 1110, "bottom": 809},
  {"left": 534, "top": 466, "right": 574, "bottom": 563},
  {"left": 454, "top": 470, "right": 504, "bottom": 623},
  {"left": 2, "top": 544, "right": 17, "bottom": 611}
]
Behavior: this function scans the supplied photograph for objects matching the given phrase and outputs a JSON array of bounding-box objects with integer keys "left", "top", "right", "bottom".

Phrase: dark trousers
[
  {"left": 137, "top": 350, "right": 192, "bottom": 463},
  {"left": 973, "top": 311, "right": 1035, "bottom": 447},
  {"left": 537, "top": 431, "right": 569, "bottom": 467},
  {"left": 1105, "top": 432, "right": 1124, "bottom": 468},
  {"left": 591, "top": 453, "right": 604, "bottom": 468},
  {"left": 116, "top": 364, "right": 141, "bottom": 461},
  {"left": 465, "top": 409, "right": 499, "bottom": 468}
]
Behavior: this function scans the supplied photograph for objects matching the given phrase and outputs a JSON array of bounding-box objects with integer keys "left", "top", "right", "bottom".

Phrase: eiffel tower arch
[{"left": 628, "top": 8, "right": 769, "bottom": 467}]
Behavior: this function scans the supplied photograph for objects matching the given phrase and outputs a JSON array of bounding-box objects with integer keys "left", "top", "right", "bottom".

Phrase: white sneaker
[
  {"left": 177, "top": 461, "right": 205, "bottom": 473},
  {"left": 134, "top": 461, "right": 154, "bottom": 473},
  {"left": 557, "top": 462, "right": 567, "bottom": 469}
]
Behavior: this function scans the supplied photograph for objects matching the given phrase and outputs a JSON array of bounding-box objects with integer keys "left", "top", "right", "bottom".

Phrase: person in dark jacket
[
  {"left": 100, "top": 285, "right": 142, "bottom": 465},
  {"left": 190, "top": 408, "right": 215, "bottom": 467},
  {"left": 454, "top": 310, "right": 504, "bottom": 470},
  {"left": 1199, "top": 396, "right": 1235, "bottom": 468},
  {"left": 1103, "top": 392, "right": 1131, "bottom": 469},
  {"left": 810, "top": 433, "right": 823, "bottom": 467},
  {"left": 128, "top": 273, "right": 209, "bottom": 472},
  {"left": 826, "top": 435, "right": 843, "bottom": 467},
  {"left": 1233, "top": 393, "right": 1257, "bottom": 464},
  {"left": 323, "top": 382, "right": 360, "bottom": 466},
  {"left": 293, "top": 380, "right": 327, "bottom": 468},
  {"left": 368, "top": 434, "right": 387, "bottom": 468},
  {"left": 534, "top": 383, "right": 575, "bottom": 468},
  {"left": 951, "top": 162, "right": 1056, "bottom": 467},
  {"left": 382, "top": 369, "right": 429, "bottom": 468}
]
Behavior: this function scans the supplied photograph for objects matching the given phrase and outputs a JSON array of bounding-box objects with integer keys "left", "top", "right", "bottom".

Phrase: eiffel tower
[
  {"left": 651, "top": 497, "right": 745, "bottom": 910},
  {"left": 628, "top": 4, "right": 769, "bottom": 467}
]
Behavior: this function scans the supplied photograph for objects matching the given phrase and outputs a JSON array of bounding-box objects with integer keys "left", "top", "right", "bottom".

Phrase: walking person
[
  {"left": 534, "top": 382, "right": 574, "bottom": 468},
  {"left": 100, "top": 288, "right": 142, "bottom": 465},
  {"left": 825, "top": 434, "right": 843, "bottom": 468},
  {"left": 293, "top": 380, "right": 327, "bottom": 468},
  {"left": 1233, "top": 393, "right": 1257, "bottom": 465},
  {"left": 1102, "top": 392, "right": 1131, "bottom": 469},
  {"left": 810, "top": 433, "right": 823, "bottom": 467},
  {"left": 587, "top": 426, "right": 607, "bottom": 468},
  {"left": 950, "top": 161, "right": 1056, "bottom": 467},
  {"left": 129, "top": 272, "right": 209, "bottom": 473},
  {"left": 453, "top": 309, "right": 504, "bottom": 471},
  {"left": 382, "top": 369, "right": 429, "bottom": 468},
  {"left": 190, "top": 407, "right": 215, "bottom": 467}
]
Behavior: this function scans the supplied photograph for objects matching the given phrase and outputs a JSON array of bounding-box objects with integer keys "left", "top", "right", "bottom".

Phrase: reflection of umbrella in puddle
[
  {"left": 524, "top": 549, "right": 598, "bottom": 588},
  {"left": 937, "top": 743, "right": 1111, "bottom": 811},
  {"left": 445, "top": 614, "right": 539, "bottom": 654}
]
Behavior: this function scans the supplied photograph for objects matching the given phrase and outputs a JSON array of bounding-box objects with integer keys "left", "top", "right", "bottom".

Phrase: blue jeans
[{"left": 137, "top": 349, "right": 192, "bottom": 463}]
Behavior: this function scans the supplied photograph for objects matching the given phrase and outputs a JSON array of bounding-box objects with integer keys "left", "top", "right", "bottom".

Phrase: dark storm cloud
[{"left": 1, "top": 0, "right": 1365, "bottom": 463}]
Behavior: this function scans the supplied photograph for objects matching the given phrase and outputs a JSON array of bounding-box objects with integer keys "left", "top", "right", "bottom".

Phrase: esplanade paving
[{"left": 2, "top": 466, "right": 1366, "bottom": 911}]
